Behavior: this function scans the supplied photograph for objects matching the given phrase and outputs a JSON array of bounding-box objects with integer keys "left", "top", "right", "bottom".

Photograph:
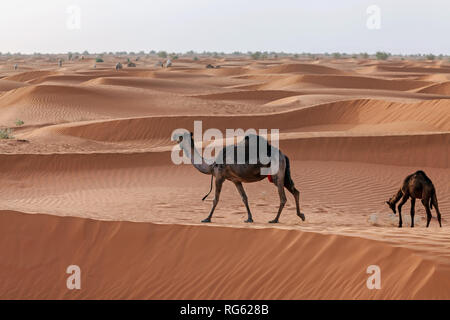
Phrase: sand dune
[
  {"left": 4, "top": 70, "right": 60, "bottom": 82},
  {"left": 2, "top": 210, "right": 450, "bottom": 299},
  {"left": 417, "top": 81, "right": 450, "bottom": 95},
  {"left": 1, "top": 57, "right": 450, "bottom": 299},
  {"left": 0, "top": 79, "right": 28, "bottom": 92},
  {"left": 255, "top": 63, "right": 346, "bottom": 75},
  {"left": 82, "top": 76, "right": 219, "bottom": 93},
  {"left": 245, "top": 74, "right": 432, "bottom": 91},
  {"left": 28, "top": 98, "right": 449, "bottom": 144}
]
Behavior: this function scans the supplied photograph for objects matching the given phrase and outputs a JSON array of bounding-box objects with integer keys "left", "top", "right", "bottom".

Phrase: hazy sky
[{"left": 0, "top": 0, "right": 449, "bottom": 54}]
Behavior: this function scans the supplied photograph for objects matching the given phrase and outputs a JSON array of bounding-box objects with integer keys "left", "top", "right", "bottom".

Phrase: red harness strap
[{"left": 267, "top": 175, "right": 273, "bottom": 183}]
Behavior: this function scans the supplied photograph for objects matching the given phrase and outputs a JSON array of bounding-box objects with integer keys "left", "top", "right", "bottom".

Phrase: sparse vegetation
[
  {"left": 0, "top": 128, "right": 13, "bottom": 139},
  {"left": 375, "top": 51, "right": 390, "bottom": 60},
  {"left": 193, "top": 56, "right": 199, "bottom": 61},
  {"left": 251, "top": 51, "right": 262, "bottom": 60},
  {"left": 127, "top": 62, "right": 136, "bottom": 67},
  {"left": 332, "top": 52, "right": 342, "bottom": 59},
  {"left": 157, "top": 51, "right": 167, "bottom": 58},
  {"left": 95, "top": 58, "right": 104, "bottom": 63},
  {"left": 360, "top": 52, "right": 369, "bottom": 59},
  {"left": 15, "top": 120, "right": 24, "bottom": 126},
  {"left": 426, "top": 54, "right": 435, "bottom": 60}
]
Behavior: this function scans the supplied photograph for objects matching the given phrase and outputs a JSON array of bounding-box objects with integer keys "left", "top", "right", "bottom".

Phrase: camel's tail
[
  {"left": 430, "top": 187, "right": 436, "bottom": 210},
  {"left": 202, "top": 174, "right": 214, "bottom": 201}
]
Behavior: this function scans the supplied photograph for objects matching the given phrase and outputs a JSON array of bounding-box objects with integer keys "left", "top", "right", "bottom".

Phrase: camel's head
[
  {"left": 386, "top": 199, "right": 396, "bottom": 214},
  {"left": 171, "top": 131, "right": 194, "bottom": 146}
]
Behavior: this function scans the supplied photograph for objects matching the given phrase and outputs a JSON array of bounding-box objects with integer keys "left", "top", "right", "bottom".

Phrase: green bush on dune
[
  {"left": 158, "top": 51, "right": 167, "bottom": 58},
  {"left": 375, "top": 51, "right": 390, "bottom": 60},
  {"left": 0, "top": 128, "right": 13, "bottom": 139}
]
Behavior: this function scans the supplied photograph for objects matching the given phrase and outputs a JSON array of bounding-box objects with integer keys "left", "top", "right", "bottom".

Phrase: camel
[
  {"left": 386, "top": 170, "right": 442, "bottom": 228},
  {"left": 174, "top": 131, "right": 305, "bottom": 224}
]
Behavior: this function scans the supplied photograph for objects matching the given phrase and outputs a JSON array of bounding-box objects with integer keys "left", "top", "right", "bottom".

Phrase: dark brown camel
[
  {"left": 386, "top": 170, "right": 442, "bottom": 228},
  {"left": 174, "top": 132, "right": 305, "bottom": 224}
]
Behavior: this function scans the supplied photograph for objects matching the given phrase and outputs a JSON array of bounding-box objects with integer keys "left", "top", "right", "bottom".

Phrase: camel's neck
[
  {"left": 180, "top": 138, "right": 213, "bottom": 175},
  {"left": 389, "top": 189, "right": 403, "bottom": 205}
]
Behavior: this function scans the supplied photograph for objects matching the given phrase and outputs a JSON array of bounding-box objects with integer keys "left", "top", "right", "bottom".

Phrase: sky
[{"left": 0, "top": 0, "right": 449, "bottom": 55}]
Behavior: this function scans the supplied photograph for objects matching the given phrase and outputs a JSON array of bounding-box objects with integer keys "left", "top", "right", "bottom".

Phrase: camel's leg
[
  {"left": 269, "top": 181, "right": 287, "bottom": 224},
  {"left": 431, "top": 192, "right": 442, "bottom": 227},
  {"left": 422, "top": 198, "right": 433, "bottom": 228},
  {"left": 410, "top": 198, "right": 416, "bottom": 228},
  {"left": 397, "top": 194, "right": 409, "bottom": 228},
  {"left": 202, "top": 177, "right": 225, "bottom": 223},
  {"left": 234, "top": 182, "right": 253, "bottom": 223},
  {"left": 285, "top": 181, "right": 305, "bottom": 221}
]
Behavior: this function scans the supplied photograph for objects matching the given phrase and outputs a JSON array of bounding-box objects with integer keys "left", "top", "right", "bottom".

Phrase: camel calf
[{"left": 386, "top": 170, "right": 442, "bottom": 228}]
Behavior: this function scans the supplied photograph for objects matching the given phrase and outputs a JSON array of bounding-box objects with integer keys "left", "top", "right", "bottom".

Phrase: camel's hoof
[
  {"left": 298, "top": 213, "right": 306, "bottom": 221},
  {"left": 269, "top": 219, "right": 278, "bottom": 224},
  {"left": 202, "top": 218, "right": 211, "bottom": 223},
  {"left": 245, "top": 219, "right": 254, "bottom": 223},
  {"left": 398, "top": 225, "right": 402, "bottom": 228}
]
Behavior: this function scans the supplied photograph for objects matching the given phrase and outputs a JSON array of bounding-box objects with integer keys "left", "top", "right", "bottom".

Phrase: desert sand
[{"left": 0, "top": 55, "right": 449, "bottom": 299}]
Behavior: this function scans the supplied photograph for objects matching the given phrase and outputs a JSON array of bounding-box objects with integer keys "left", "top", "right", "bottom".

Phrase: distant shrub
[
  {"left": 15, "top": 119, "right": 24, "bottom": 126},
  {"left": 127, "top": 62, "right": 136, "bottom": 67},
  {"left": 251, "top": 51, "right": 262, "bottom": 60},
  {"left": 332, "top": 52, "right": 341, "bottom": 59},
  {"left": 193, "top": 56, "right": 199, "bottom": 61},
  {"left": 375, "top": 51, "right": 390, "bottom": 60},
  {"left": 157, "top": 51, "right": 167, "bottom": 58},
  {"left": 0, "top": 128, "right": 13, "bottom": 139},
  {"left": 95, "top": 58, "right": 104, "bottom": 63},
  {"left": 360, "top": 52, "right": 369, "bottom": 59},
  {"left": 426, "top": 54, "right": 435, "bottom": 60}
]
